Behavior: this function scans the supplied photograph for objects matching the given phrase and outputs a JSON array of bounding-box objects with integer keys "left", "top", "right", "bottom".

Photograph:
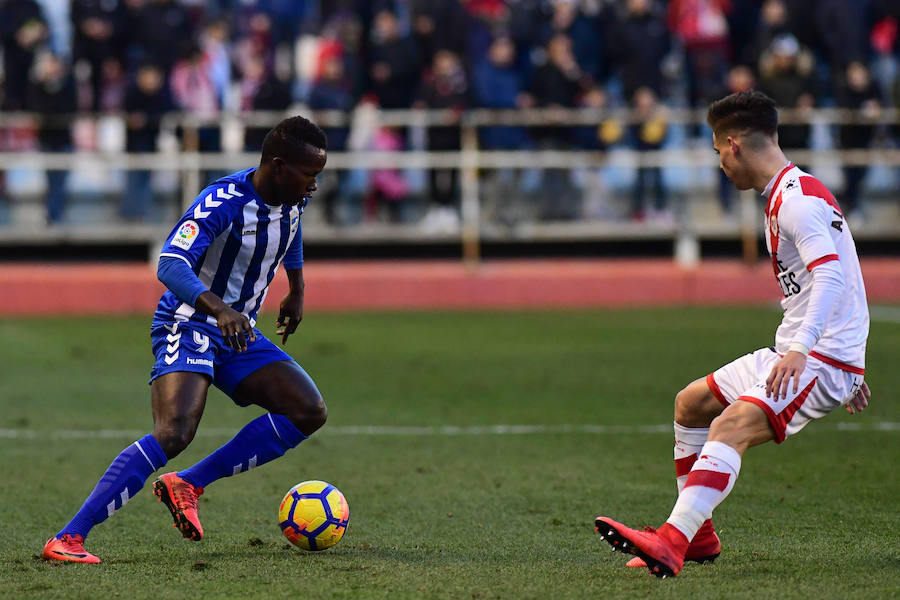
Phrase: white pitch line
[
  {"left": 870, "top": 306, "right": 900, "bottom": 324},
  {"left": 0, "top": 422, "right": 897, "bottom": 440}
]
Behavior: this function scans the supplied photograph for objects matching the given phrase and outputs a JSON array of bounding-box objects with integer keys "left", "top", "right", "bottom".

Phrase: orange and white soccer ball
[{"left": 278, "top": 480, "right": 349, "bottom": 551}]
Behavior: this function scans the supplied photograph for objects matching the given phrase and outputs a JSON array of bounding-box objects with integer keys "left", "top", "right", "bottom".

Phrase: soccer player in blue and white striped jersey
[{"left": 43, "top": 116, "right": 330, "bottom": 563}]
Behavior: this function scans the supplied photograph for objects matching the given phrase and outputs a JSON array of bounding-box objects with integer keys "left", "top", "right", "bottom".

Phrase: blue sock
[
  {"left": 178, "top": 414, "right": 307, "bottom": 489},
  {"left": 59, "top": 434, "right": 167, "bottom": 540}
]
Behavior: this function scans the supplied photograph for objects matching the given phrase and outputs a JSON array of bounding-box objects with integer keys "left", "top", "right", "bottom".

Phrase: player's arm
[
  {"left": 158, "top": 188, "right": 256, "bottom": 351},
  {"left": 276, "top": 268, "right": 304, "bottom": 345},
  {"left": 276, "top": 216, "right": 305, "bottom": 345},
  {"left": 766, "top": 198, "right": 844, "bottom": 399},
  {"left": 195, "top": 290, "right": 257, "bottom": 352},
  {"left": 156, "top": 256, "right": 256, "bottom": 352}
]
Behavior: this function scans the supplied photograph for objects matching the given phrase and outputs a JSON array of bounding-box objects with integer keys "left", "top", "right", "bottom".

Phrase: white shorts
[{"left": 706, "top": 348, "right": 864, "bottom": 443}]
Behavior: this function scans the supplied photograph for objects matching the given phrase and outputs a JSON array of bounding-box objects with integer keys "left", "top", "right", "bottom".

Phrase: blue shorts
[{"left": 149, "top": 319, "right": 295, "bottom": 403}]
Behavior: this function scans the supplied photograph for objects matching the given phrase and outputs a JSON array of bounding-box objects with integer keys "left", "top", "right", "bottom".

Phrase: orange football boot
[
  {"left": 595, "top": 516, "right": 687, "bottom": 578},
  {"left": 153, "top": 472, "right": 204, "bottom": 541},
  {"left": 42, "top": 534, "right": 101, "bottom": 564},
  {"left": 626, "top": 519, "right": 720, "bottom": 568}
]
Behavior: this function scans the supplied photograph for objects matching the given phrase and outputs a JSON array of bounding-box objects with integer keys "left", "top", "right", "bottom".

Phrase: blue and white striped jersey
[{"left": 153, "top": 168, "right": 304, "bottom": 328}]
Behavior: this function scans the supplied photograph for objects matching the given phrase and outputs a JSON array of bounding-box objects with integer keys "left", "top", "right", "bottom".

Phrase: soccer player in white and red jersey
[{"left": 594, "top": 89, "right": 872, "bottom": 578}]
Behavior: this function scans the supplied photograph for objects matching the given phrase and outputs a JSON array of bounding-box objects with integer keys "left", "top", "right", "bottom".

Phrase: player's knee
[
  {"left": 675, "top": 382, "right": 722, "bottom": 427},
  {"left": 674, "top": 386, "right": 703, "bottom": 425},
  {"left": 153, "top": 422, "right": 198, "bottom": 459},
  {"left": 286, "top": 392, "right": 327, "bottom": 435}
]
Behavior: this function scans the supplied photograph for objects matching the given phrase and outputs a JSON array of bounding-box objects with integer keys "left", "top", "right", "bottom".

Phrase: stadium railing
[{"left": 0, "top": 107, "right": 897, "bottom": 264}]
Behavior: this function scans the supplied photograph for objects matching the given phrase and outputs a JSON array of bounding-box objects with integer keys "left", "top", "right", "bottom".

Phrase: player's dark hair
[
  {"left": 706, "top": 90, "right": 778, "bottom": 137},
  {"left": 260, "top": 116, "right": 327, "bottom": 164}
]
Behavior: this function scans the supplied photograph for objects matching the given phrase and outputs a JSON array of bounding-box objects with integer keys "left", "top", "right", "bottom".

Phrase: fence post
[{"left": 460, "top": 121, "right": 481, "bottom": 267}]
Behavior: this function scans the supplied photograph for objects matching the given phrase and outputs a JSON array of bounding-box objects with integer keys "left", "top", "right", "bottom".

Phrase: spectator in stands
[
  {"left": 667, "top": 0, "right": 732, "bottom": 109},
  {"left": 471, "top": 33, "right": 537, "bottom": 226},
  {"left": 71, "top": 0, "right": 127, "bottom": 111},
  {"left": 368, "top": 8, "right": 421, "bottom": 109},
  {"left": 629, "top": 86, "right": 670, "bottom": 223},
  {"left": 609, "top": 0, "right": 671, "bottom": 103},
  {"left": 123, "top": 62, "right": 171, "bottom": 221},
  {"left": 235, "top": 0, "right": 318, "bottom": 49},
  {"left": 815, "top": 0, "right": 868, "bottom": 80},
  {"left": 200, "top": 18, "right": 232, "bottom": 109},
  {"left": 27, "top": 52, "right": 76, "bottom": 224},
  {"left": 743, "top": 0, "right": 792, "bottom": 69},
  {"left": 530, "top": 33, "right": 589, "bottom": 140},
  {"left": 97, "top": 57, "right": 128, "bottom": 112},
  {"left": 472, "top": 34, "right": 533, "bottom": 150},
  {"left": 0, "top": 0, "right": 50, "bottom": 110},
  {"left": 870, "top": 2, "right": 900, "bottom": 105},
  {"left": 131, "top": 0, "right": 192, "bottom": 76},
  {"left": 758, "top": 34, "right": 815, "bottom": 152},
  {"left": 415, "top": 49, "right": 470, "bottom": 232},
  {"left": 836, "top": 61, "right": 882, "bottom": 222},
  {"left": 170, "top": 42, "right": 222, "bottom": 183},
  {"left": 409, "top": 0, "right": 470, "bottom": 69},
  {"left": 323, "top": 10, "right": 367, "bottom": 99},
  {"left": 308, "top": 53, "right": 356, "bottom": 224},
  {"left": 242, "top": 56, "right": 293, "bottom": 151},
  {"left": 530, "top": 32, "right": 590, "bottom": 219},
  {"left": 726, "top": 0, "right": 762, "bottom": 68},
  {"left": 726, "top": 64, "right": 756, "bottom": 95},
  {"left": 233, "top": 11, "right": 275, "bottom": 76},
  {"left": 539, "top": 0, "right": 606, "bottom": 84}
]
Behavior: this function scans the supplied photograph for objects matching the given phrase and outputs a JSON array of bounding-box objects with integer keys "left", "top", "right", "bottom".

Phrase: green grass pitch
[{"left": 2, "top": 307, "right": 898, "bottom": 599}]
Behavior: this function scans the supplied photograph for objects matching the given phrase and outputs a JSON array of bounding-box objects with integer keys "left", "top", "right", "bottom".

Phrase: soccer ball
[{"left": 278, "top": 480, "right": 349, "bottom": 551}]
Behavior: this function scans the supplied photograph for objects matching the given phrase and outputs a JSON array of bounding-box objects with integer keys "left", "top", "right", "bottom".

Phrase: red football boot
[
  {"left": 153, "top": 472, "right": 204, "bottom": 541},
  {"left": 626, "top": 519, "right": 720, "bottom": 568},
  {"left": 42, "top": 534, "right": 101, "bottom": 564},
  {"left": 595, "top": 516, "right": 688, "bottom": 578}
]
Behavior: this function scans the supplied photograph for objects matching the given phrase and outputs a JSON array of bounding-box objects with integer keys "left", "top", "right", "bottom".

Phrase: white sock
[
  {"left": 666, "top": 441, "right": 741, "bottom": 540},
  {"left": 673, "top": 422, "right": 709, "bottom": 494}
]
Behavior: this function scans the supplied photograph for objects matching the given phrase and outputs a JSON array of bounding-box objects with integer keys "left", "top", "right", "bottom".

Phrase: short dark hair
[
  {"left": 706, "top": 90, "right": 778, "bottom": 137},
  {"left": 260, "top": 116, "right": 327, "bottom": 164}
]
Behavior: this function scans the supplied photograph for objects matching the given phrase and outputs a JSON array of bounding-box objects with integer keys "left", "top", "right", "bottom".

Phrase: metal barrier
[{"left": 0, "top": 108, "right": 897, "bottom": 264}]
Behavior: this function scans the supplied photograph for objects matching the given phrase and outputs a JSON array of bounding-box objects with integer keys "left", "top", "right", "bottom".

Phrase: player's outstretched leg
[
  {"left": 154, "top": 412, "right": 308, "bottom": 540},
  {"left": 627, "top": 420, "right": 721, "bottom": 568},
  {"left": 601, "top": 439, "right": 742, "bottom": 577},
  {"left": 42, "top": 434, "right": 168, "bottom": 563}
]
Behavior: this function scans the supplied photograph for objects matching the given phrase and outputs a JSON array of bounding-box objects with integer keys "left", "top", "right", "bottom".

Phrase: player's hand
[
  {"left": 276, "top": 293, "right": 303, "bottom": 345},
  {"left": 215, "top": 306, "right": 256, "bottom": 352},
  {"left": 765, "top": 351, "right": 807, "bottom": 400},
  {"left": 845, "top": 380, "right": 870, "bottom": 415}
]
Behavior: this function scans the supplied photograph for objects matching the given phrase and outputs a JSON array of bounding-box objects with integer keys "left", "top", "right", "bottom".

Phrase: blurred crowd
[{"left": 0, "top": 0, "right": 898, "bottom": 227}]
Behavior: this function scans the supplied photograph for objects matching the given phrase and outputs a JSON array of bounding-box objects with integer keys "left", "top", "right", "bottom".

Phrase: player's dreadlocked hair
[
  {"left": 260, "top": 116, "right": 327, "bottom": 164},
  {"left": 707, "top": 90, "right": 778, "bottom": 138}
]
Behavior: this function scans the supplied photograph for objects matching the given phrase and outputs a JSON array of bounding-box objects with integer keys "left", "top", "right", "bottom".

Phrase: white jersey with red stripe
[{"left": 763, "top": 164, "right": 869, "bottom": 370}]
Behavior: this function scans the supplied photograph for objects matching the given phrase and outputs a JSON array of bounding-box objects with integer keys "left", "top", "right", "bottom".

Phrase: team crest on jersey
[
  {"left": 290, "top": 215, "right": 299, "bottom": 233},
  {"left": 172, "top": 220, "right": 200, "bottom": 250},
  {"left": 769, "top": 214, "right": 779, "bottom": 237}
]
